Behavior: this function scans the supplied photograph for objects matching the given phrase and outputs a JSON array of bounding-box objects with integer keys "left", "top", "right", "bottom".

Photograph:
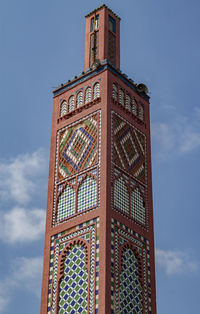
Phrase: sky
[{"left": 0, "top": 0, "right": 200, "bottom": 313}]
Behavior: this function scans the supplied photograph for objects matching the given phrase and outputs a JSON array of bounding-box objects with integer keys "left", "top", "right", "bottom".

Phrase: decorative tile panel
[
  {"left": 52, "top": 111, "right": 101, "bottom": 226},
  {"left": 58, "top": 113, "right": 98, "bottom": 181},
  {"left": 113, "top": 113, "right": 146, "bottom": 183},
  {"left": 57, "top": 184, "right": 76, "bottom": 222},
  {"left": 131, "top": 187, "right": 145, "bottom": 225},
  {"left": 77, "top": 176, "right": 97, "bottom": 212},
  {"left": 59, "top": 244, "right": 88, "bottom": 313},
  {"left": 119, "top": 248, "right": 143, "bottom": 313},
  {"left": 114, "top": 177, "right": 129, "bottom": 215},
  {"left": 111, "top": 219, "right": 152, "bottom": 314},
  {"left": 47, "top": 218, "right": 100, "bottom": 314}
]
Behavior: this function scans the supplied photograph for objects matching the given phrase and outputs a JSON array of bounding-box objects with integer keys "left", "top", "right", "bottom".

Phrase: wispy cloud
[
  {"left": 0, "top": 149, "right": 47, "bottom": 204},
  {"left": 152, "top": 113, "right": 200, "bottom": 159},
  {"left": 0, "top": 207, "right": 45, "bottom": 244},
  {"left": 156, "top": 249, "right": 199, "bottom": 275},
  {"left": 0, "top": 256, "right": 43, "bottom": 313}
]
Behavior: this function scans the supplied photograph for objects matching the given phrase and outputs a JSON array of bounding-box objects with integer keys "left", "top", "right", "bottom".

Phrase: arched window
[
  {"left": 114, "top": 177, "right": 129, "bottom": 215},
  {"left": 119, "top": 89, "right": 125, "bottom": 106},
  {"left": 85, "top": 87, "right": 92, "bottom": 104},
  {"left": 57, "top": 184, "right": 75, "bottom": 222},
  {"left": 139, "top": 105, "right": 144, "bottom": 121},
  {"left": 112, "top": 83, "right": 118, "bottom": 100},
  {"left": 131, "top": 187, "right": 145, "bottom": 224},
  {"left": 77, "top": 91, "right": 83, "bottom": 108},
  {"left": 59, "top": 243, "right": 88, "bottom": 313},
  {"left": 132, "top": 98, "right": 138, "bottom": 116},
  {"left": 60, "top": 101, "right": 67, "bottom": 117},
  {"left": 125, "top": 94, "right": 131, "bottom": 111},
  {"left": 93, "top": 82, "right": 100, "bottom": 99},
  {"left": 119, "top": 248, "right": 143, "bottom": 313},
  {"left": 68, "top": 95, "right": 75, "bottom": 112},
  {"left": 78, "top": 176, "right": 97, "bottom": 212}
]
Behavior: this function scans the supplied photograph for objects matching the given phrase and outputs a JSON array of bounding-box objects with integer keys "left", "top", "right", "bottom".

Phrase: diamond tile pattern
[
  {"left": 113, "top": 114, "right": 146, "bottom": 183},
  {"left": 119, "top": 248, "right": 143, "bottom": 313},
  {"left": 59, "top": 244, "right": 88, "bottom": 314},
  {"left": 57, "top": 185, "right": 75, "bottom": 222},
  {"left": 58, "top": 114, "right": 98, "bottom": 180},
  {"left": 111, "top": 219, "right": 152, "bottom": 314},
  {"left": 47, "top": 218, "right": 100, "bottom": 313}
]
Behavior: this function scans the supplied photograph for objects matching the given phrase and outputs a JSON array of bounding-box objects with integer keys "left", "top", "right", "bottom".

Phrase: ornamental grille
[
  {"left": 77, "top": 91, "right": 83, "bottom": 108},
  {"left": 60, "top": 101, "right": 67, "bottom": 117},
  {"left": 112, "top": 84, "right": 118, "bottom": 100},
  {"left": 93, "top": 83, "right": 100, "bottom": 99},
  {"left": 119, "top": 89, "right": 125, "bottom": 106},
  {"left": 125, "top": 94, "right": 131, "bottom": 111},
  {"left": 85, "top": 87, "right": 92, "bottom": 104},
  {"left": 69, "top": 95, "right": 75, "bottom": 112}
]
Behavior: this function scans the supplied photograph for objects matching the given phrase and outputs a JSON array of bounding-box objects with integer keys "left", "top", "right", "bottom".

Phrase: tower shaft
[{"left": 41, "top": 5, "right": 157, "bottom": 314}]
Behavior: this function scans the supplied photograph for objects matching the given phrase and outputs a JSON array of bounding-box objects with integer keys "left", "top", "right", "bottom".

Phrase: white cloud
[
  {"left": 11, "top": 256, "right": 43, "bottom": 296},
  {"left": 156, "top": 249, "right": 199, "bottom": 275},
  {"left": 0, "top": 149, "right": 47, "bottom": 204},
  {"left": 152, "top": 114, "right": 200, "bottom": 159},
  {"left": 0, "top": 256, "right": 43, "bottom": 313},
  {"left": 0, "top": 207, "right": 46, "bottom": 244}
]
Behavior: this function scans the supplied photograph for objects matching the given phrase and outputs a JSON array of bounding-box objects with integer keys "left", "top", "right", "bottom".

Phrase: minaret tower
[{"left": 41, "top": 5, "right": 157, "bottom": 314}]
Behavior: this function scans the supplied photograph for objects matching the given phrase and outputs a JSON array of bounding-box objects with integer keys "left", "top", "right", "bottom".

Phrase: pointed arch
[
  {"left": 119, "top": 89, "right": 125, "bottom": 106},
  {"left": 139, "top": 104, "right": 144, "bottom": 120},
  {"left": 60, "top": 101, "right": 67, "bottom": 117},
  {"left": 119, "top": 243, "right": 143, "bottom": 313},
  {"left": 58, "top": 238, "right": 90, "bottom": 280},
  {"left": 93, "top": 82, "right": 100, "bottom": 99},
  {"left": 68, "top": 95, "right": 75, "bottom": 112},
  {"left": 114, "top": 176, "right": 129, "bottom": 215},
  {"left": 112, "top": 83, "right": 118, "bottom": 101},
  {"left": 132, "top": 97, "right": 138, "bottom": 116},
  {"left": 58, "top": 239, "right": 89, "bottom": 313},
  {"left": 77, "top": 91, "right": 83, "bottom": 108},
  {"left": 125, "top": 94, "right": 131, "bottom": 111},
  {"left": 85, "top": 87, "right": 92, "bottom": 104},
  {"left": 77, "top": 174, "right": 97, "bottom": 212}
]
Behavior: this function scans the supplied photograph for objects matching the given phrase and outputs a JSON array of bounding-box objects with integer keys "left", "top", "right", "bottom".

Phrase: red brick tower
[{"left": 41, "top": 5, "right": 157, "bottom": 314}]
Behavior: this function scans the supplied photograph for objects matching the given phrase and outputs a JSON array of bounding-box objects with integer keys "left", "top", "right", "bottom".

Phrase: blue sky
[{"left": 0, "top": 0, "right": 200, "bottom": 313}]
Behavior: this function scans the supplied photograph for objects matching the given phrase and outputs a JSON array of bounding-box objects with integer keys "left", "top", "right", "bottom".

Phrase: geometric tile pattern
[
  {"left": 119, "top": 248, "right": 143, "bottom": 313},
  {"left": 113, "top": 113, "right": 146, "bottom": 183},
  {"left": 57, "top": 184, "right": 75, "bottom": 222},
  {"left": 131, "top": 188, "right": 145, "bottom": 225},
  {"left": 56, "top": 173, "right": 97, "bottom": 223},
  {"left": 47, "top": 218, "right": 100, "bottom": 314},
  {"left": 52, "top": 111, "right": 101, "bottom": 226},
  {"left": 111, "top": 219, "right": 152, "bottom": 314},
  {"left": 113, "top": 167, "right": 146, "bottom": 226},
  {"left": 78, "top": 176, "right": 97, "bottom": 212},
  {"left": 58, "top": 113, "right": 98, "bottom": 181},
  {"left": 114, "top": 176, "right": 129, "bottom": 215},
  {"left": 59, "top": 244, "right": 88, "bottom": 313}
]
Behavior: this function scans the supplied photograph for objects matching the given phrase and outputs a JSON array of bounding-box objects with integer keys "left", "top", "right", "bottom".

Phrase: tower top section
[{"left": 84, "top": 4, "right": 121, "bottom": 71}]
